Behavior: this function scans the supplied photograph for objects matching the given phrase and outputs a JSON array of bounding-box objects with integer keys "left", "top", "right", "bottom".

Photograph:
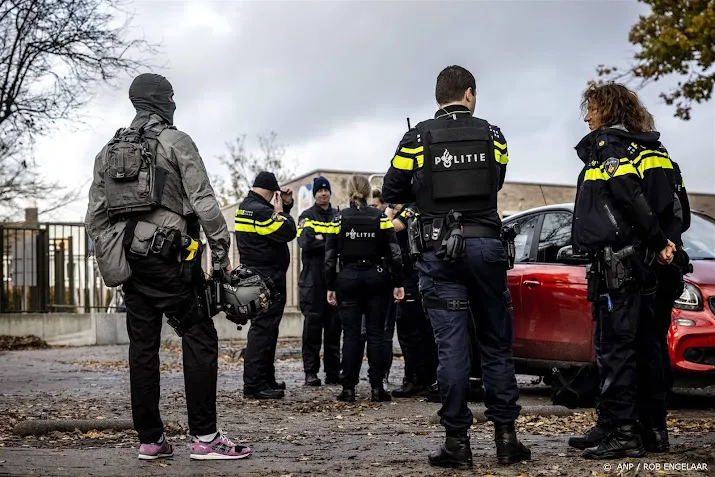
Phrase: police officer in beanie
[
  {"left": 235, "top": 171, "right": 297, "bottom": 399},
  {"left": 325, "top": 175, "right": 405, "bottom": 402},
  {"left": 569, "top": 83, "right": 676, "bottom": 459},
  {"left": 86, "top": 73, "right": 250, "bottom": 460},
  {"left": 382, "top": 65, "right": 530, "bottom": 467},
  {"left": 297, "top": 176, "right": 342, "bottom": 386}
]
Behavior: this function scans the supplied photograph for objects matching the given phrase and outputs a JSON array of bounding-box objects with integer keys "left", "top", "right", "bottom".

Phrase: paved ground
[{"left": 1, "top": 338, "right": 714, "bottom": 476}]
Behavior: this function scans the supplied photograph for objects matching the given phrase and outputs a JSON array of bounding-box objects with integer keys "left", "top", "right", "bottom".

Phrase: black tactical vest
[
  {"left": 104, "top": 122, "right": 184, "bottom": 220},
  {"left": 338, "top": 211, "right": 381, "bottom": 262},
  {"left": 415, "top": 117, "right": 498, "bottom": 216}
]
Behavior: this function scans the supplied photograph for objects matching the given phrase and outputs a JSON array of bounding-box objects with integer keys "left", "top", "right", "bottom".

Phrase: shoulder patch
[
  {"left": 298, "top": 218, "right": 306, "bottom": 228},
  {"left": 604, "top": 157, "right": 620, "bottom": 178},
  {"left": 271, "top": 212, "right": 285, "bottom": 222}
]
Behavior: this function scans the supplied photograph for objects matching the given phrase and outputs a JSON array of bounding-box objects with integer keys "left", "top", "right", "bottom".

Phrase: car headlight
[{"left": 673, "top": 282, "right": 703, "bottom": 311}]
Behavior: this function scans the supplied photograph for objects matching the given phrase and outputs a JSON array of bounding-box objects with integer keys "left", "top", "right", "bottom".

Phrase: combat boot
[
  {"left": 582, "top": 423, "right": 645, "bottom": 459},
  {"left": 337, "top": 387, "right": 355, "bottom": 402},
  {"left": 641, "top": 426, "right": 669, "bottom": 453},
  {"left": 428, "top": 430, "right": 473, "bottom": 469},
  {"left": 371, "top": 387, "right": 392, "bottom": 402},
  {"left": 568, "top": 418, "right": 613, "bottom": 450},
  {"left": 494, "top": 422, "right": 531, "bottom": 465},
  {"left": 305, "top": 373, "right": 321, "bottom": 386},
  {"left": 391, "top": 377, "right": 423, "bottom": 398}
]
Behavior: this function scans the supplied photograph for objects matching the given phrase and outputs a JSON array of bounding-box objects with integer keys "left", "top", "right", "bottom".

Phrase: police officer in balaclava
[{"left": 86, "top": 73, "right": 249, "bottom": 461}]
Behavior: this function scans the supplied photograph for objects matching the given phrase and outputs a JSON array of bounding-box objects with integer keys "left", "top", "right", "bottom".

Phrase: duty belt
[{"left": 462, "top": 224, "right": 501, "bottom": 239}]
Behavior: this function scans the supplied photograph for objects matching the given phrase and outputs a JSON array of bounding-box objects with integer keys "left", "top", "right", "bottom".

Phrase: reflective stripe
[
  {"left": 633, "top": 150, "right": 673, "bottom": 178},
  {"left": 494, "top": 141, "right": 507, "bottom": 151},
  {"left": 392, "top": 155, "right": 414, "bottom": 170},
  {"left": 393, "top": 145, "right": 424, "bottom": 171},
  {"left": 495, "top": 150, "right": 508, "bottom": 165},
  {"left": 583, "top": 158, "right": 639, "bottom": 182},
  {"left": 380, "top": 217, "right": 394, "bottom": 229},
  {"left": 297, "top": 219, "right": 340, "bottom": 237},
  {"left": 234, "top": 216, "right": 285, "bottom": 235},
  {"left": 400, "top": 146, "right": 423, "bottom": 154}
]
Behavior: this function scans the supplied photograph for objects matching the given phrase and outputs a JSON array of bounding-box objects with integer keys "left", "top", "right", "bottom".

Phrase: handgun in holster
[
  {"left": 586, "top": 260, "right": 602, "bottom": 303},
  {"left": 602, "top": 244, "right": 635, "bottom": 291},
  {"left": 407, "top": 216, "right": 425, "bottom": 259},
  {"left": 501, "top": 222, "right": 521, "bottom": 270}
]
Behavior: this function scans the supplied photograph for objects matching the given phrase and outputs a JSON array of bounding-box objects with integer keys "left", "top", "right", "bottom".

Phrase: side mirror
[{"left": 556, "top": 245, "right": 591, "bottom": 264}]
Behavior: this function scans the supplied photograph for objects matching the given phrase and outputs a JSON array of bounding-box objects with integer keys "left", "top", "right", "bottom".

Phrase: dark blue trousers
[{"left": 416, "top": 238, "right": 521, "bottom": 431}]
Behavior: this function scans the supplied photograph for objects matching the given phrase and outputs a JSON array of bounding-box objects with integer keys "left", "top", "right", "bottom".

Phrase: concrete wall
[{"left": 0, "top": 311, "right": 303, "bottom": 346}]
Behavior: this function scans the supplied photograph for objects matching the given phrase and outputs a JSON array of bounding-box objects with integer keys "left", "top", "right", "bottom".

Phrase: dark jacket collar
[
  {"left": 247, "top": 190, "right": 273, "bottom": 209},
  {"left": 574, "top": 126, "right": 663, "bottom": 165},
  {"left": 434, "top": 104, "right": 472, "bottom": 120}
]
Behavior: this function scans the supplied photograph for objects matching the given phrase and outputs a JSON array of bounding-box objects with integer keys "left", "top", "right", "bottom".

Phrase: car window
[
  {"left": 683, "top": 212, "right": 715, "bottom": 260},
  {"left": 536, "top": 212, "right": 572, "bottom": 263},
  {"left": 512, "top": 215, "right": 539, "bottom": 263}
]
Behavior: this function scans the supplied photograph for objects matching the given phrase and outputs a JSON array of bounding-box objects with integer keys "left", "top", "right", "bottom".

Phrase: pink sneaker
[
  {"left": 138, "top": 437, "right": 174, "bottom": 460},
  {"left": 189, "top": 430, "right": 252, "bottom": 460}
]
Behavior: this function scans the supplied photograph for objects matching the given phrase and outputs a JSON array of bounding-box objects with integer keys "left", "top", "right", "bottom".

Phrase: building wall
[{"left": 213, "top": 171, "right": 715, "bottom": 314}]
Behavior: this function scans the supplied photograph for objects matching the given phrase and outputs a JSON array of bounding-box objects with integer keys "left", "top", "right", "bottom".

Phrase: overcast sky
[{"left": 31, "top": 0, "right": 715, "bottom": 222}]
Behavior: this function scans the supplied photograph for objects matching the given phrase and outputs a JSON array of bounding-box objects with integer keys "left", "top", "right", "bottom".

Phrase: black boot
[
  {"left": 641, "top": 427, "right": 669, "bottom": 453},
  {"left": 391, "top": 379, "right": 423, "bottom": 398},
  {"left": 494, "top": 422, "right": 531, "bottom": 465},
  {"left": 582, "top": 423, "right": 645, "bottom": 459},
  {"left": 425, "top": 382, "right": 441, "bottom": 403},
  {"left": 568, "top": 419, "right": 613, "bottom": 450},
  {"left": 428, "top": 430, "right": 473, "bottom": 469},
  {"left": 270, "top": 380, "right": 286, "bottom": 390},
  {"left": 337, "top": 387, "right": 355, "bottom": 402},
  {"left": 325, "top": 374, "right": 341, "bottom": 385},
  {"left": 244, "top": 387, "right": 284, "bottom": 399},
  {"left": 371, "top": 387, "right": 392, "bottom": 402},
  {"left": 305, "top": 373, "right": 321, "bottom": 386}
]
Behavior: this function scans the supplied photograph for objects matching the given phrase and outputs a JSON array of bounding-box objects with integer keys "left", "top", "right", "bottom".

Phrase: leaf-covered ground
[{"left": 0, "top": 339, "right": 713, "bottom": 476}]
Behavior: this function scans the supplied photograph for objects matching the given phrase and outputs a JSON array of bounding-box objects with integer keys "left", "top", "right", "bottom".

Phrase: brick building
[{"left": 218, "top": 169, "right": 715, "bottom": 313}]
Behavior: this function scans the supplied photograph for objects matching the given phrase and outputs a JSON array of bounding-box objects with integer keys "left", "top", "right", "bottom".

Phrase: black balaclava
[{"left": 128, "top": 73, "right": 176, "bottom": 125}]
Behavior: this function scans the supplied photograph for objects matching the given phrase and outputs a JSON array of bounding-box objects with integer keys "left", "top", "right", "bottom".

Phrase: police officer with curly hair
[
  {"left": 568, "top": 83, "right": 677, "bottom": 459},
  {"left": 382, "top": 65, "right": 530, "bottom": 468}
]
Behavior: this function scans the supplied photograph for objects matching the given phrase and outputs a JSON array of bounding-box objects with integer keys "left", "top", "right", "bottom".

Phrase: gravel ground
[{"left": 0, "top": 338, "right": 714, "bottom": 477}]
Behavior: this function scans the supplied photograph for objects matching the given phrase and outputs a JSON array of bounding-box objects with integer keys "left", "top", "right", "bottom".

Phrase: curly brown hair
[{"left": 581, "top": 83, "right": 655, "bottom": 132}]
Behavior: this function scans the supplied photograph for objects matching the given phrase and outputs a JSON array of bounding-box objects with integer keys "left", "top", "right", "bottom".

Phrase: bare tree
[
  {"left": 214, "top": 132, "right": 298, "bottom": 207},
  {"left": 0, "top": 0, "right": 160, "bottom": 220}
]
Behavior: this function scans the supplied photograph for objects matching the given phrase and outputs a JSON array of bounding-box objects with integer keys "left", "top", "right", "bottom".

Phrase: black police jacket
[
  {"left": 324, "top": 201, "right": 404, "bottom": 291},
  {"left": 381, "top": 104, "right": 508, "bottom": 231},
  {"left": 234, "top": 191, "right": 297, "bottom": 271},
  {"left": 572, "top": 128, "right": 668, "bottom": 255},
  {"left": 598, "top": 127, "right": 690, "bottom": 247},
  {"left": 297, "top": 203, "right": 339, "bottom": 285}
]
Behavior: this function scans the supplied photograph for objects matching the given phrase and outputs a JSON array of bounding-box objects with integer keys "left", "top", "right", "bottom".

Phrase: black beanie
[
  {"left": 253, "top": 171, "right": 280, "bottom": 191},
  {"left": 312, "top": 176, "right": 331, "bottom": 196}
]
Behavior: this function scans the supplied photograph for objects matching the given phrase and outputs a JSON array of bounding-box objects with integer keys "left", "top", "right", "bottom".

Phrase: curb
[
  {"left": 429, "top": 405, "right": 574, "bottom": 424},
  {"left": 13, "top": 419, "right": 134, "bottom": 436}
]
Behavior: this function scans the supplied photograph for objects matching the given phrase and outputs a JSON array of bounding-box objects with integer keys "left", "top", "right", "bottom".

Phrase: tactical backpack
[{"left": 104, "top": 123, "right": 178, "bottom": 220}]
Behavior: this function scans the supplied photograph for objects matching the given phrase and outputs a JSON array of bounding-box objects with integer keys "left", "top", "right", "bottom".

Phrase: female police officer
[{"left": 325, "top": 175, "right": 405, "bottom": 403}]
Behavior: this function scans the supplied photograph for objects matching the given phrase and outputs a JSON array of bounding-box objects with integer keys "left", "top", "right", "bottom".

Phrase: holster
[
  {"left": 407, "top": 217, "right": 425, "bottom": 259},
  {"left": 602, "top": 245, "right": 636, "bottom": 291},
  {"left": 586, "top": 261, "right": 601, "bottom": 303}
]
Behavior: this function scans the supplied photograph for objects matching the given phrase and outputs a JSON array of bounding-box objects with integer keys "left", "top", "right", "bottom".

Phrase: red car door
[
  {"left": 505, "top": 213, "right": 541, "bottom": 356},
  {"left": 519, "top": 211, "right": 594, "bottom": 362}
]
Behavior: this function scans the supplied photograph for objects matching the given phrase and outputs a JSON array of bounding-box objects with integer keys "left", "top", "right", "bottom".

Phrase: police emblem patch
[
  {"left": 298, "top": 218, "right": 306, "bottom": 228},
  {"left": 604, "top": 157, "right": 620, "bottom": 177},
  {"left": 271, "top": 212, "right": 285, "bottom": 222}
]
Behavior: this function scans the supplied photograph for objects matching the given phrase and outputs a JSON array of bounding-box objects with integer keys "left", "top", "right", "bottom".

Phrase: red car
[{"left": 502, "top": 204, "right": 715, "bottom": 388}]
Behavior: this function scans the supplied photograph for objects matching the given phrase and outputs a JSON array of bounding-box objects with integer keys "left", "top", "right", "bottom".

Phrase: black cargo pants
[
  {"left": 123, "top": 252, "right": 218, "bottom": 444},
  {"left": 299, "top": 260, "right": 341, "bottom": 379},
  {"left": 243, "top": 266, "right": 287, "bottom": 394}
]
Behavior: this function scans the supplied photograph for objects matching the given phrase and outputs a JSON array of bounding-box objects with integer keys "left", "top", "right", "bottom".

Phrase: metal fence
[{"left": 0, "top": 222, "right": 119, "bottom": 313}]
